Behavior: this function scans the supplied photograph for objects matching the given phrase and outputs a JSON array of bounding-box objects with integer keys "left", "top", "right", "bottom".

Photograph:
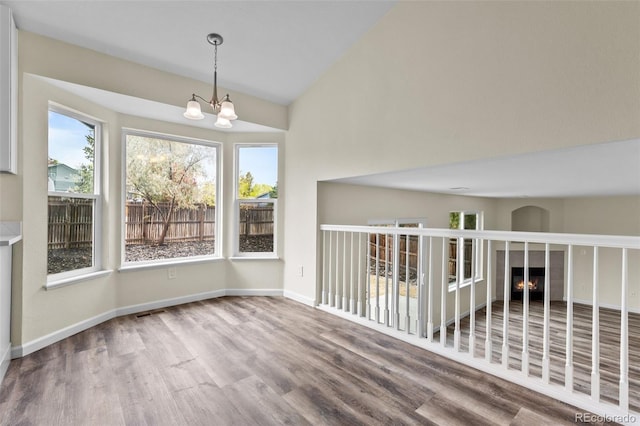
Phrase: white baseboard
[
  {"left": 283, "top": 290, "right": 316, "bottom": 306},
  {"left": 11, "top": 288, "right": 284, "bottom": 359}
]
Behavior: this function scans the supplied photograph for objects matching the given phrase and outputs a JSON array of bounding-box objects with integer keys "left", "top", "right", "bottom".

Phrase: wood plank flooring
[
  {"left": 0, "top": 297, "right": 618, "bottom": 425},
  {"left": 440, "top": 301, "right": 640, "bottom": 414}
]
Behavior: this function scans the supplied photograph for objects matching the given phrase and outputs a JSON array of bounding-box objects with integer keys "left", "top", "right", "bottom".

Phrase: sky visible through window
[
  {"left": 238, "top": 146, "right": 278, "bottom": 187},
  {"left": 50, "top": 111, "right": 277, "bottom": 188},
  {"left": 48, "top": 110, "right": 94, "bottom": 168}
]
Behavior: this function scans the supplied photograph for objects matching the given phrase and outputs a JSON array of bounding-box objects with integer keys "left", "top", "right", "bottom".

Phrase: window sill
[
  {"left": 45, "top": 269, "right": 113, "bottom": 290},
  {"left": 448, "top": 277, "right": 484, "bottom": 293},
  {"left": 229, "top": 255, "right": 280, "bottom": 261},
  {"left": 119, "top": 256, "right": 224, "bottom": 272}
]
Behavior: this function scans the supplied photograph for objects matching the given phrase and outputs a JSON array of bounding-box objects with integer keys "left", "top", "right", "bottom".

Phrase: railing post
[
  {"left": 542, "top": 243, "right": 551, "bottom": 383},
  {"left": 321, "top": 230, "right": 327, "bottom": 305},
  {"left": 405, "top": 234, "right": 411, "bottom": 333},
  {"left": 485, "top": 240, "right": 493, "bottom": 362},
  {"left": 440, "top": 237, "right": 447, "bottom": 347},
  {"left": 335, "top": 231, "right": 344, "bottom": 309},
  {"left": 356, "top": 232, "right": 363, "bottom": 316},
  {"left": 591, "top": 246, "right": 600, "bottom": 401},
  {"left": 454, "top": 236, "right": 463, "bottom": 351},
  {"left": 469, "top": 237, "right": 477, "bottom": 355},
  {"left": 565, "top": 244, "right": 574, "bottom": 392},
  {"left": 342, "top": 231, "right": 348, "bottom": 311},
  {"left": 327, "top": 231, "right": 335, "bottom": 306},
  {"left": 522, "top": 241, "right": 530, "bottom": 376},
  {"left": 365, "top": 233, "right": 371, "bottom": 318},
  {"left": 385, "top": 233, "right": 391, "bottom": 327},
  {"left": 350, "top": 232, "right": 356, "bottom": 313},
  {"left": 427, "top": 237, "right": 434, "bottom": 341},
  {"left": 502, "top": 241, "right": 510, "bottom": 368},
  {"left": 619, "top": 248, "right": 629, "bottom": 412},
  {"left": 375, "top": 233, "right": 381, "bottom": 323},
  {"left": 392, "top": 232, "right": 400, "bottom": 329}
]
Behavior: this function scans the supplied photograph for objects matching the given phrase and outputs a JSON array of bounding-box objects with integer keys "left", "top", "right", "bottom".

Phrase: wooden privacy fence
[
  {"left": 239, "top": 205, "right": 275, "bottom": 237},
  {"left": 48, "top": 199, "right": 275, "bottom": 249},
  {"left": 48, "top": 197, "right": 94, "bottom": 249},
  {"left": 368, "top": 233, "right": 473, "bottom": 282},
  {"left": 125, "top": 202, "right": 216, "bottom": 244}
]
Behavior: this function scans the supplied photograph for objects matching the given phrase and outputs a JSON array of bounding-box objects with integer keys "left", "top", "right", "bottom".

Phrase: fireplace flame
[{"left": 515, "top": 279, "right": 538, "bottom": 291}]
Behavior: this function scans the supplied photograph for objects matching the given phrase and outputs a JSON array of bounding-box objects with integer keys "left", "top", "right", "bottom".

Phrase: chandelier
[{"left": 183, "top": 33, "right": 238, "bottom": 128}]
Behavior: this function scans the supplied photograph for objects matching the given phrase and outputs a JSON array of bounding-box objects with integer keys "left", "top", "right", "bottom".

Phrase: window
[
  {"left": 47, "top": 106, "right": 102, "bottom": 279},
  {"left": 234, "top": 144, "right": 278, "bottom": 257},
  {"left": 123, "top": 130, "right": 220, "bottom": 265},
  {"left": 448, "top": 211, "right": 483, "bottom": 288}
]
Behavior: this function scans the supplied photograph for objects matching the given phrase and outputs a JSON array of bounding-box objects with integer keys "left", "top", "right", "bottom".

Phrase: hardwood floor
[
  {"left": 441, "top": 301, "right": 640, "bottom": 414},
  {"left": 0, "top": 297, "right": 617, "bottom": 425}
]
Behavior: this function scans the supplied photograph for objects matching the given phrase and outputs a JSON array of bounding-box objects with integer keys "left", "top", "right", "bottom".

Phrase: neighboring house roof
[
  {"left": 256, "top": 192, "right": 272, "bottom": 199},
  {"left": 48, "top": 163, "right": 80, "bottom": 192}
]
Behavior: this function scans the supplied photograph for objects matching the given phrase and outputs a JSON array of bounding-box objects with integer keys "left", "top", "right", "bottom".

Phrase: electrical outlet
[
  {"left": 167, "top": 267, "right": 177, "bottom": 280},
  {"left": 297, "top": 265, "right": 304, "bottom": 277}
]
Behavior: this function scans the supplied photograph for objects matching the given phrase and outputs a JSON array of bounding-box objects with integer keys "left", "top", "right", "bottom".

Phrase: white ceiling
[
  {"left": 331, "top": 139, "right": 640, "bottom": 198},
  {"left": 4, "top": 0, "right": 396, "bottom": 105},
  {"left": 4, "top": 1, "right": 640, "bottom": 198}
]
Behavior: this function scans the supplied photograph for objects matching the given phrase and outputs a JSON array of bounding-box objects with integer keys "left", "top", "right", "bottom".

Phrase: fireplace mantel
[{"left": 495, "top": 250, "right": 565, "bottom": 301}]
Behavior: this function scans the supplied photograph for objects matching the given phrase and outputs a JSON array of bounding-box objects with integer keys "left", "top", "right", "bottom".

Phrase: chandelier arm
[{"left": 191, "top": 93, "right": 209, "bottom": 103}]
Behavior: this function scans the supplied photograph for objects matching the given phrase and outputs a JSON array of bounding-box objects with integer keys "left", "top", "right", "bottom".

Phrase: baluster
[
  {"left": 342, "top": 231, "right": 348, "bottom": 311},
  {"left": 321, "top": 231, "right": 327, "bottom": 305},
  {"left": 542, "top": 243, "right": 551, "bottom": 383},
  {"left": 502, "top": 241, "right": 510, "bottom": 368},
  {"left": 441, "top": 237, "right": 447, "bottom": 346},
  {"left": 366, "top": 232, "right": 372, "bottom": 319},
  {"left": 385, "top": 233, "right": 391, "bottom": 326},
  {"left": 469, "top": 237, "right": 477, "bottom": 355},
  {"left": 350, "top": 232, "right": 356, "bottom": 313},
  {"left": 485, "top": 240, "right": 493, "bottom": 362},
  {"left": 427, "top": 237, "right": 434, "bottom": 341},
  {"left": 375, "top": 233, "right": 381, "bottom": 323},
  {"left": 405, "top": 234, "right": 411, "bottom": 333},
  {"left": 454, "top": 235, "right": 463, "bottom": 351},
  {"left": 328, "top": 231, "right": 334, "bottom": 307},
  {"left": 392, "top": 232, "right": 400, "bottom": 329},
  {"left": 335, "top": 231, "right": 341, "bottom": 309},
  {"left": 357, "top": 233, "right": 363, "bottom": 316},
  {"left": 619, "top": 248, "right": 629, "bottom": 412},
  {"left": 565, "top": 245, "right": 574, "bottom": 392},
  {"left": 591, "top": 247, "right": 600, "bottom": 400},
  {"left": 522, "top": 241, "right": 530, "bottom": 376}
]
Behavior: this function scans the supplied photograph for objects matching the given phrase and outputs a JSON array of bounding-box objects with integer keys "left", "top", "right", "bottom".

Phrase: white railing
[{"left": 318, "top": 224, "right": 640, "bottom": 423}]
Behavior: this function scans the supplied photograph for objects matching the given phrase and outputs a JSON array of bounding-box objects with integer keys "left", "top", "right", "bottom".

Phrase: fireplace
[{"left": 511, "top": 267, "right": 545, "bottom": 301}]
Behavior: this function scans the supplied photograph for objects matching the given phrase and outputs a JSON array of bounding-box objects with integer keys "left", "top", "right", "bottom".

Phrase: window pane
[
  {"left": 464, "top": 213, "right": 477, "bottom": 230},
  {"left": 48, "top": 111, "right": 95, "bottom": 194},
  {"left": 238, "top": 202, "right": 274, "bottom": 253},
  {"left": 48, "top": 196, "right": 94, "bottom": 274},
  {"left": 125, "top": 134, "right": 218, "bottom": 262},
  {"left": 237, "top": 146, "right": 278, "bottom": 199}
]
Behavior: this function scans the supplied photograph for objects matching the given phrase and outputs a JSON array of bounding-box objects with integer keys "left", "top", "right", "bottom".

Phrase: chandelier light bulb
[
  {"left": 214, "top": 116, "right": 232, "bottom": 128},
  {"left": 183, "top": 100, "right": 204, "bottom": 120}
]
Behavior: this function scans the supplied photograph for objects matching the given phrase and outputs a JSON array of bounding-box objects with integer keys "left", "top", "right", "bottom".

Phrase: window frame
[
  {"left": 232, "top": 143, "right": 278, "bottom": 259},
  {"left": 47, "top": 103, "right": 103, "bottom": 284},
  {"left": 120, "top": 128, "right": 222, "bottom": 268},
  {"left": 448, "top": 210, "right": 484, "bottom": 292}
]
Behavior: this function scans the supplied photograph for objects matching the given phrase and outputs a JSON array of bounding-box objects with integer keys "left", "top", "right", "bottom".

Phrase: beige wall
[
  {"left": 2, "top": 32, "right": 287, "bottom": 346},
  {"left": 2, "top": 1, "right": 640, "bottom": 348},
  {"left": 284, "top": 1, "right": 640, "bottom": 301}
]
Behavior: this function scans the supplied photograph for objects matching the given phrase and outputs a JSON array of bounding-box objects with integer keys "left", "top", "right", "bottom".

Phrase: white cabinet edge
[
  {"left": 0, "top": 5, "right": 17, "bottom": 174},
  {"left": 0, "top": 221, "right": 22, "bottom": 245}
]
